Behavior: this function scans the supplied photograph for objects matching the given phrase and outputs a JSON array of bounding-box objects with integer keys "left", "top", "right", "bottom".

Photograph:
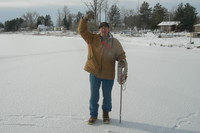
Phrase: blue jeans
[{"left": 89, "top": 74, "right": 114, "bottom": 118}]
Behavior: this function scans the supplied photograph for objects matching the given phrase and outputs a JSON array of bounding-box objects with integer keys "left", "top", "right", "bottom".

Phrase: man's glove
[
  {"left": 84, "top": 11, "right": 95, "bottom": 21},
  {"left": 118, "top": 59, "right": 125, "bottom": 68},
  {"left": 117, "top": 59, "right": 128, "bottom": 85}
]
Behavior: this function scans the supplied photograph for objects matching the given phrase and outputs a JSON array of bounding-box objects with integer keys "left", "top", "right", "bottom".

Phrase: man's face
[{"left": 99, "top": 26, "right": 109, "bottom": 37}]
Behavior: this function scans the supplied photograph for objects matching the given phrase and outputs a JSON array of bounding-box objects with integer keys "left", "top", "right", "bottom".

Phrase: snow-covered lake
[{"left": 0, "top": 32, "right": 200, "bottom": 133}]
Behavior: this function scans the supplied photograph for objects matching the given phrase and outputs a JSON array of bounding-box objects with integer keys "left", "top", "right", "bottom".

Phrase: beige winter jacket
[{"left": 78, "top": 19, "right": 126, "bottom": 80}]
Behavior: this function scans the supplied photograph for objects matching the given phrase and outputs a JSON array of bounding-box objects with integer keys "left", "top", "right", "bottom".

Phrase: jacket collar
[{"left": 99, "top": 32, "right": 113, "bottom": 41}]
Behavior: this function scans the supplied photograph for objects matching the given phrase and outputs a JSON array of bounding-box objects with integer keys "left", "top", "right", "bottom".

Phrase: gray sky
[{"left": 0, "top": 0, "right": 199, "bottom": 24}]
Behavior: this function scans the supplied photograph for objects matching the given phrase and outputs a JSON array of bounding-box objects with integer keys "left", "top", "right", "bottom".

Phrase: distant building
[
  {"left": 194, "top": 24, "right": 200, "bottom": 32},
  {"left": 193, "top": 24, "right": 200, "bottom": 38},
  {"left": 158, "top": 21, "right": 180, "bottom": 32},
  {"left": 37, "top": 24, "right": 53, "bottom": 31},
  {"left": 54, "top": 26, "right": 61, "bottom": 31},
  {"left": 0, "top": 28, "right": 4, "bottom": 32},
  {"left": 37, "top": 25, "right": 48, "bottom": 31}
]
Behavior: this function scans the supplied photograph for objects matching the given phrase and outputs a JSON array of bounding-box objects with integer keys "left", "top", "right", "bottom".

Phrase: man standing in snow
[{"left": 78, "top": 12, "right": 127, "bottom": 125}]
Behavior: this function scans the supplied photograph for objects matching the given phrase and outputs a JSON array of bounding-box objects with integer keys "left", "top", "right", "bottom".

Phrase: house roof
[
  {"left": 194, "top": 24, "right": 200, "bottom": 27},
  {"left": 158, "top": 21, "right": 180, "bottom": 26}
]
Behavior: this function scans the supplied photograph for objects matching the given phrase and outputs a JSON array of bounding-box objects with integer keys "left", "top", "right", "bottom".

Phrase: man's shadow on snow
[{"left": 109, "top": 119, "right": 200, "bottom": 133}]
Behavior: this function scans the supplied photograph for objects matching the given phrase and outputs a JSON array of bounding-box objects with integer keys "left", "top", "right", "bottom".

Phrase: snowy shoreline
[{"left": 1, "top": 31, "right": 200, "bottom": 49}]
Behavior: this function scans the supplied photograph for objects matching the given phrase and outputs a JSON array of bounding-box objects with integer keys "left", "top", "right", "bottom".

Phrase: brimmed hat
[{"left": 99, "top": 22, "right": 109, "bottom": 29}]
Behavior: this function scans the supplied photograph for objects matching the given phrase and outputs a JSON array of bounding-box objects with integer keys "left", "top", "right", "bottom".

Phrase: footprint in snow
[
  {"left": 173, "top": 112, "right": 198, "bottom": 130},
  {"left": 105, "top": 130, "right": 119, "bottom": 133},
  {"left": 0, "top": 119, "right": 8, "bottom": 122}
]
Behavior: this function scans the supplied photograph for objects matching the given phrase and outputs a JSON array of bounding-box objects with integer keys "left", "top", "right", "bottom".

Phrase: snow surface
[{"left": 0, "top": 32, "right": 200, "bottom": 133}]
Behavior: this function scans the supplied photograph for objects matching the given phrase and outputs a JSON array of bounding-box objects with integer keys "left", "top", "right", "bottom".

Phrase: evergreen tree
[
  {"left": 44, "top": 15, "right": 53, "bottom": 26},
  {"left": 183, "top": 3, "right": 197, "bottom": 31},
  {"left": 56, "top": 5, "right": 73, "bottom": 30},
  {"left": 37, "top": 15, "right": 53, "bottom": 27},
  {"left": 37, "top": 16, "right": 45, "bottom": 26},
  {"left": 151, "top": 3, "right": 168, "bottom": 29},
  {"left": 4, "top": 18, "right": 24, "bottom": 31},
  {"left": 0, "top": 22, "right": 4, "bottom": 28},
  {"left": 108, "top": 4, "right": 121, "bottom": 27},
  {"left": 174, "top": 3, "right": 184, "bottom": 27},
  {"left": 63, "top": 14, "right": 72, "bottom": 30},
  {"left": 174, "top": 3, "right": 197, "bottom": 32},
  {"left": 67, "top": 14, "right": 72, "bottom": 30},
  {"left": 63, "top": 14, "right": 68, "bottom": 29},
  {"left": 139, "top": 1, "right": 152, "bottom": 29},
  {"left": 76, "top": 11, "right": 83, "bottom": 23}
]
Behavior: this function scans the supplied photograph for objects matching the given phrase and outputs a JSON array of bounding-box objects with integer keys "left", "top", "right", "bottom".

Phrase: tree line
[{"left": 0, "top": 0, "right": 199, "bottom": 32}]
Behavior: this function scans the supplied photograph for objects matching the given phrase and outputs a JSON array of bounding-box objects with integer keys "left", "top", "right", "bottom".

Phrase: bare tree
[
  {"left": 83, "top": 0, "right": 105, "bottom": 26},
  {"left": 121, "top": 8, "right": 135, "bottom": 21},
  {"left": 57, "top": 9, "right": 62, "bottom": 26},
  {"left": 56, "top": 5, "right": 72, "bottom": 29},
  {"left": 22, "top": 11, "right": 39, "bottom": 30},
  {"left": 103, "top": 0, "right": 109, "bottom": 22},
  {"left": 63, "top": 5, "right": 70, "bottom": 17},
  {"left": 98, "top": 0, "right": 105, "bottom": 22}
]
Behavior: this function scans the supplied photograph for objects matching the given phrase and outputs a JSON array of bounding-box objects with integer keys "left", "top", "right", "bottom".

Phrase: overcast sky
[{"left": 0, "top": 0, "right": 199, "bottom": 24}]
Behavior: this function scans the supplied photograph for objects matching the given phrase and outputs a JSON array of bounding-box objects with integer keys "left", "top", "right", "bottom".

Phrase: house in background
[
  {"left": 0, "top": 27, "right": 4, "bottom": 32},
  {"left": 37, "top": 24, "right": 53, "bottom": 31},
  {"left": 158, "top": 21, "right": 180, "bottom": 32},
  {"left": 193, "top": 24, "right": 200, "bottom": 38}
]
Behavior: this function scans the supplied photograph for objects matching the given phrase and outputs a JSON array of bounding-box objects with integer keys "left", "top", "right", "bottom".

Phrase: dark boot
[
  {"left": 88, "top": 117, "right": 97, "bottom": 125},
  {"left": 103, "top": 111, "right": 110, "bottom": 124}
]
